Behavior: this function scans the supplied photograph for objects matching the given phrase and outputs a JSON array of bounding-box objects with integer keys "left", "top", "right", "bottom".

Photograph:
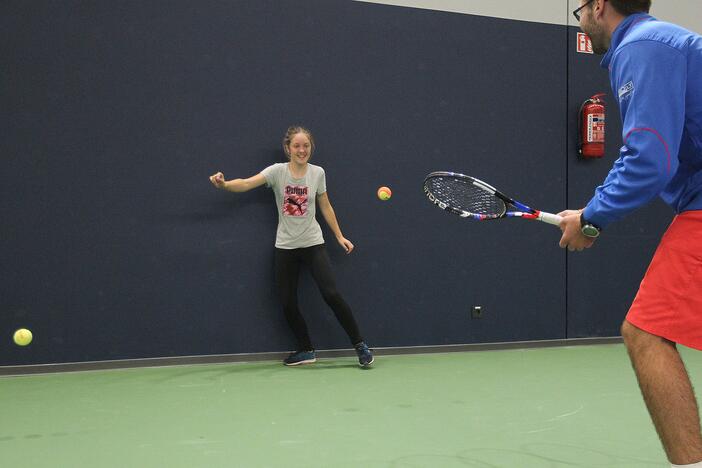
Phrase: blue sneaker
[
  {"left": 283, "top": 350, "right": 316, "bottom": 366},
  {"left": 354, "top": 342, "right": 374, "bottom": 367}
]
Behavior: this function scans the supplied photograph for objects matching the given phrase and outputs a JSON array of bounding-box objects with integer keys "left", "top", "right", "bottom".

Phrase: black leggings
[{"left": 274, "top": 244, "right": 363, "bottom": 351}]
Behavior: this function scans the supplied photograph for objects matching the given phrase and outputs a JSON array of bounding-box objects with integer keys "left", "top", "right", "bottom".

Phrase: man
[{"left": 560, "top": 1, "right": 702, "bottom": 466}]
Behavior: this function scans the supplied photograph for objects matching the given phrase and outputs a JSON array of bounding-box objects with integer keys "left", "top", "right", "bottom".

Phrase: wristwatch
[{"left": 580, "top": 213, "right": 601, "bottom": 238}]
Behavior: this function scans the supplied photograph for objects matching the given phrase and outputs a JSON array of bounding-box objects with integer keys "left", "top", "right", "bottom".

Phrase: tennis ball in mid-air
[
  {"left": 377, "top": 186, "right": 392, "bottom": 201},
  {"left": 13, "top": 328, "right": 33, "bottom": 346}
]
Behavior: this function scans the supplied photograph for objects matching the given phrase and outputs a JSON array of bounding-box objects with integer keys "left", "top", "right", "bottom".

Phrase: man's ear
[{"left": 593, "top": 0, "right": 605, "bottom": 20}]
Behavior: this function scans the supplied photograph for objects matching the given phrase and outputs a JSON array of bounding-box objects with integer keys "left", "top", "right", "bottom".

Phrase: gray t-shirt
[{"left": 260, "top": 162, "right": 327, "bottom": 249}]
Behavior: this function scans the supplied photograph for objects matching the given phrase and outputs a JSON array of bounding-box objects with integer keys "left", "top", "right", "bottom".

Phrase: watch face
[{"left": 582, "top": 224, "right": 600, "bottom": 238}]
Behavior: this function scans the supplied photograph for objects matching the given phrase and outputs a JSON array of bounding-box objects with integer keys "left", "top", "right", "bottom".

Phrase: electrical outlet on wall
[{"left": 471, "top": 305, "right": 483, "bottom": 319}]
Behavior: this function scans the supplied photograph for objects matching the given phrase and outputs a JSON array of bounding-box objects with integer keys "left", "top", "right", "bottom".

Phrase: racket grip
[{"left": 538, "top": 211, "right": 563, "bottom": 226}]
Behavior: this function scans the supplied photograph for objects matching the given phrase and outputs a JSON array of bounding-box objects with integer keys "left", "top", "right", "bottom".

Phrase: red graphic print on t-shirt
[{"left": 283, "top": 185, "right": 308, "bottom": 216}]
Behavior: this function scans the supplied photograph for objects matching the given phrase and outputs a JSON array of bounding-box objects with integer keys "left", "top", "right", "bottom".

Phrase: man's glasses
[{"left": 573, "top": 0, "right": 595, "bottom": 21}]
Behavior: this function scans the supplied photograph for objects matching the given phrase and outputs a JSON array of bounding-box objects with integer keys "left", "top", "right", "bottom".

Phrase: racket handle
[{"left": 538, "top": 211, "right": 563, "bottom": 226}]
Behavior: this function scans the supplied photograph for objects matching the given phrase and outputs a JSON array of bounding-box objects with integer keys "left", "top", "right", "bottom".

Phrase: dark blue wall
[{"left": 1, "top": 1, "right": 664, "bottom": 366}]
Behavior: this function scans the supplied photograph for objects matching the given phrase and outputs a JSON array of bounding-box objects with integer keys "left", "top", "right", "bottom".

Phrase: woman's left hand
[{"left": 337, "top": 237, "right": 354, "bottom": 254}]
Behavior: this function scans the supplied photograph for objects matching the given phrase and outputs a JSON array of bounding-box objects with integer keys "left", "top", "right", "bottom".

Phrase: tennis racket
[{"left": 423, "top": 171, "right": 562, "bottom": 226}]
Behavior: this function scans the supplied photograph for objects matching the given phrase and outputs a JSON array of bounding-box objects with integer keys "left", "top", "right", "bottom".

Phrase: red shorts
[{"left": 626, "top": 210, "right": 702, "bottom": 350}]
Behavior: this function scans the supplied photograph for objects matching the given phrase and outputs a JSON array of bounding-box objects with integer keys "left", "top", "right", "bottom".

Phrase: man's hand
[{"left": 557, "top": 210, "right": 596, "bottom": 252}]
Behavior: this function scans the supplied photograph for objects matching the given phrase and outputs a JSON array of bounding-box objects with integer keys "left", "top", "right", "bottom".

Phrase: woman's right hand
[{"left": 209, "top": 172, "right": 226, "bottom": 189}]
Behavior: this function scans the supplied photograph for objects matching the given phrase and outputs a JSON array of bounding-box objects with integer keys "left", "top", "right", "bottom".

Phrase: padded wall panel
[{"left": 1, "top": 0, "right": 566, "bottom": 365}]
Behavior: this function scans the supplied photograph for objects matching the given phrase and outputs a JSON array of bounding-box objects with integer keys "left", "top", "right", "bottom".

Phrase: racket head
[{"left": 423, "top": 171, "right": 507, "bottom": 220}]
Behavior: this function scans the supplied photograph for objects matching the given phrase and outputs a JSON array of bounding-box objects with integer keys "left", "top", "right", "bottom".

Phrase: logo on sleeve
[
  {"left": 283, "top": 185, "right": 308, "bottom": 216},
  {"left": 618, "top": 81, "right": 634, "bottom": 101}
]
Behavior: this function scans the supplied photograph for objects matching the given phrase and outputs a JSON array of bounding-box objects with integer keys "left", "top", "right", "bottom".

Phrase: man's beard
[
  {"left": 582, "top": 21, "right": 609, "bottom": 55},
  {"left": 591, "top": 37, "right": 609, "bottom": 55}
]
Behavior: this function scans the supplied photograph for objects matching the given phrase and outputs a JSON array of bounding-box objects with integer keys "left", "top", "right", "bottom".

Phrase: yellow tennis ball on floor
[
  {"left": 377, "top": 186, "right": 392, "bottom": 201},
  {"left": 13, "top": 328, "right": 33, "bottom": 346}
]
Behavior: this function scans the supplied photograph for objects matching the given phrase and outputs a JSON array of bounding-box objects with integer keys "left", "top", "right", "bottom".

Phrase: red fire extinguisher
[{"left": 578, "top": 93, "right": 606, "bottom": 158}]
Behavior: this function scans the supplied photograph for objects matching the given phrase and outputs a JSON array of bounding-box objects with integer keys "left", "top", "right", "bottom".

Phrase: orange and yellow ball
[{"left": 377, "top": 186, "right": 392, "bottom": 201}]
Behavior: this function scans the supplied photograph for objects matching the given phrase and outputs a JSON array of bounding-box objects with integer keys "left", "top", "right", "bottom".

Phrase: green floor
[{"left": 2, "top": 344, "right": 700, "bottom": 467}]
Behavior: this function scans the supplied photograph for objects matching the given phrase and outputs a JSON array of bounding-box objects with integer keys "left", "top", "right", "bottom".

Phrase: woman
[{"left": 209, "top": 126, "right": 373, "bottom": 367}]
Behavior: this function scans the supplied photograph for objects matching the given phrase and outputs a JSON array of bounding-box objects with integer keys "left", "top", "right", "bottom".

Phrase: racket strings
[{"left": 426, "top": 176, "right": 506, "bottom": 216}]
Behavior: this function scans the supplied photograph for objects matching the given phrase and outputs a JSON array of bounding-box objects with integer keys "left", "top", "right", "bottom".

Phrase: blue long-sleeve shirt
[{"left": 583, "top": 14, "right": 702, "bottom": 229}]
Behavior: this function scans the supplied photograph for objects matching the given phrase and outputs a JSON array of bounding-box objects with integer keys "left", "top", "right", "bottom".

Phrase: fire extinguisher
[{"left": 578, "top": 93, "right": 606, "bottom": 158}]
